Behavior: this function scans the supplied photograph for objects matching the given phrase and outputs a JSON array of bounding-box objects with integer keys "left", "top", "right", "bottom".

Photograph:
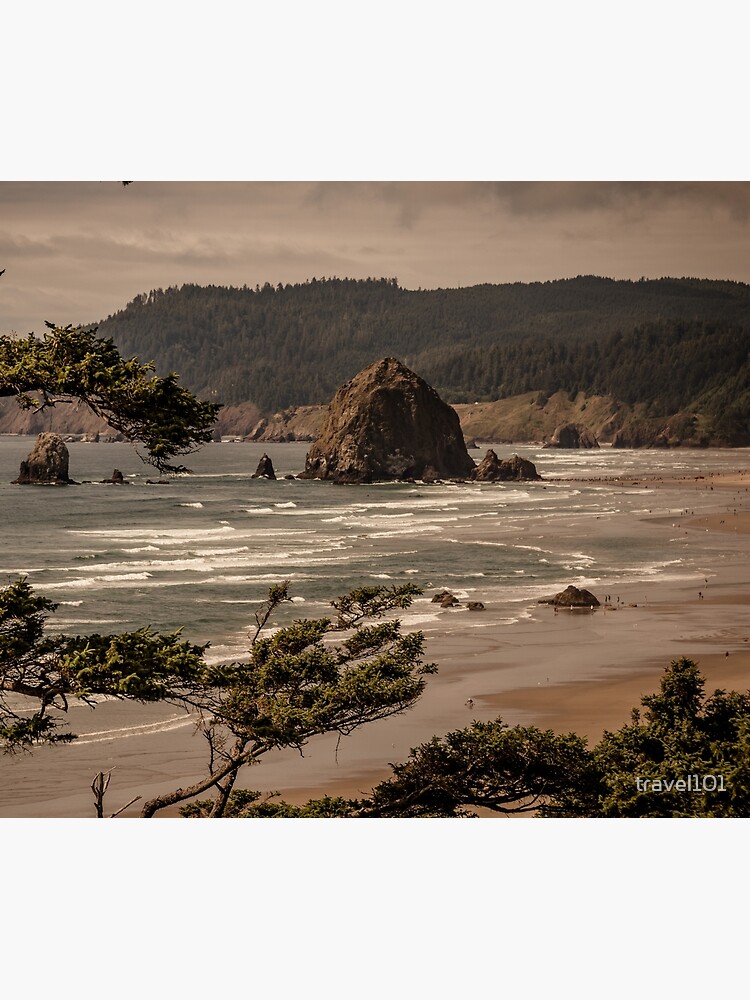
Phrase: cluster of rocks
[
  {"left": 472, "top": 449, "right": 540, "bottom": 482},
  {"left": 11, "top": 360, "right": 545, "bottom": 492},
  {"left": 431, "top": 590, "right": 485, "bottom": 611},
  {"left": 299, "top": 358, "right": 541, "bottom": 485}
]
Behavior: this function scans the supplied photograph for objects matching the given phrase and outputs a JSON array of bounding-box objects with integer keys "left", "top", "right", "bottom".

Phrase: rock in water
[
  {"left": 252, "top": 454, "right": 276, "bottom": 479},
  {"left": 299, "top": 357, "right": 476, "bottom": 483},
  {"left": 543, "top": 423, "right": 599, "bottom": 449},
  {"left": 101, "top": 469, "right": 126, "bottom": 484},
  {"left": 12, "top": 432, "right": 75, "bottom": 485},
  {"left": 472, "top": 449, "right": 541, "bottom": 482}
]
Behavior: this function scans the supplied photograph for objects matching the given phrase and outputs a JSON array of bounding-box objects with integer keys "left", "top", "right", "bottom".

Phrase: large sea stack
[
  {"left": 12, "top": 432, "right": 75, "bottom": 485},
  {"left": 299, "top": 357, "right": 476, "bottom": 484}
]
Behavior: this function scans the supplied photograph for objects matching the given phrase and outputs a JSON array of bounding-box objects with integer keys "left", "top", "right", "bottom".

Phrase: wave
[
  {"left": 177, "top": 502, "right": 204, "bottom": 508},
  {"left": 274, "top": 501, "right": 297, "bottom": 508},
  {"left": 69, "top": 525, "right": 236, "bottom": 540},
  {"left": 36, "top": 572, "right": 153, "bottom": 591},
  {"left": 367, "top": 525, "right": 444, "bottom": 538},
  {"left": 54, "top": 618, "right": 126, "bottom": 626},
  {"left": 194, "top": 546, "right": 250, "bottom": 557},
  {"left": 72, "top": 714, "right": 197, "bottom": 744}
]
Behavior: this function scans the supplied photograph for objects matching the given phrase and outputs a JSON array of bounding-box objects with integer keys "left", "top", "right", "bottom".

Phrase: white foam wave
[
  {"left": 70, "top": 526, "right": 236, "bottom": 540},
  {"left": 274, "top": 501, "right": 297, "bottom": 508},
  {"left": 37, "top": 572, "right": 153, "bottom": 590},
  {"left": 368, "top": 525, "right": 443, "bottom": 538},
  {"left": 72, "top": 714, "right": 196, "bottom": 744},
  {"left": 178, "top": 502, "right": 204, "bottom": 508},
  {"left": 53, "top": 618, "right": 126, "bottom": 626},
  {"left": 194, "top": 546, "right": 250, "bottom": 557}
]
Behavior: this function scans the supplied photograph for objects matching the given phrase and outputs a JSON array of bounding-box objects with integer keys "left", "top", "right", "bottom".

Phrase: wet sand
[{"left": 1, "top": 467, "right": 749, "bottom": 818}]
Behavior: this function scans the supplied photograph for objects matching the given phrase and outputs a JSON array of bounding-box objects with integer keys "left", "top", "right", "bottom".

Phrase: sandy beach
[{"left": 1, "top": 465, "right": 749, "bottom": 818}]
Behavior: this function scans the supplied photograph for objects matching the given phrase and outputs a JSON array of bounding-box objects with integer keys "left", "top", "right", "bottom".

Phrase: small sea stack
[
  {"left": 101, "top": 469, "right": 127, "bottom": 484},
  {"left": 472, "top": 449, "right": 541, "bottom": 482},
  {"left": 539, "top": 585, "right": 600, "bottom": 609},
  {"left": 252, "top": 454, "right": 276, "bottom": 479},
  {"left": 12, "top": 432, "right": 76, "bottom": 485}
]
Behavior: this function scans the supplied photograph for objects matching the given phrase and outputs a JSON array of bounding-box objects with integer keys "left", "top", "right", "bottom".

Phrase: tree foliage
[
  {"left": 0, "top": 322, "right": 221, "bottom": 471},
  {"left": 3, "top": 571, "right": 747, "bottom": 819},
  {"left": 184, "top": 658, "right": 750, "bottom": 819},
  {"left": 139, "top": 581, "right": 435, "bottom": 818},
  {"left": 0, "top": 577, "right": 434, "bottom": 817},
  {"left": 581, "top": 657, "right": 750, "bottom": 817},
  {"left": 97, "top": 276, "right": 750, "bottom": 443},
  {"left": 0, "top": 577, "right": 209, "bottom": 749}
]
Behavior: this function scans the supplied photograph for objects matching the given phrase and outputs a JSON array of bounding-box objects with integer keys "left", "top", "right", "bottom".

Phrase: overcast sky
[{"left": 1, "top": 181, "right": 749, "bottom": 336}]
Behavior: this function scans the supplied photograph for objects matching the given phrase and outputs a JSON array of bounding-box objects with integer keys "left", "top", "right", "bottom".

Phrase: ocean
[{"left": 1, "top": 435, "right": 748, "bottom": 665}]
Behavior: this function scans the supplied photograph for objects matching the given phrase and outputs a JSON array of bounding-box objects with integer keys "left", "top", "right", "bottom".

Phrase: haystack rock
[
  {"left": 252, "top": 454, "right": 276, "bottom": 480},
  {"left": 299, "top": 358, "right": 476, "bottom": 484},
  {"left": 12, "top": 432, "right": 75, "bottom": 485},
  {"left": 544, "top": 423, "right": 599, "bottom": 449},
  {"left": 472, "top": 449, "right": 541, "bottom": 482}
]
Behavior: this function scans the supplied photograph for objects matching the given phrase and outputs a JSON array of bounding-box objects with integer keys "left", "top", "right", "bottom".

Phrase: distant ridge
[{"left": 84, "top": 275, "right": 748, "bottom": 446}]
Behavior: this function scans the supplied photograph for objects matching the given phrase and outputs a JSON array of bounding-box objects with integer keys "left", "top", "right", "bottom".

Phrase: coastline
[
  {"left": 243, "top": 467, "right": 750, "bottom": 807},
  {"left": 1, "top": 465, "right": 749, "bottom": 818}
]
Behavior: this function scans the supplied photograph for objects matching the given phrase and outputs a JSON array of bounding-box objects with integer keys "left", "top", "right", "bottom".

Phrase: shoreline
[{"left": 1, "top": 466, "right": 749, "bottom": 818}]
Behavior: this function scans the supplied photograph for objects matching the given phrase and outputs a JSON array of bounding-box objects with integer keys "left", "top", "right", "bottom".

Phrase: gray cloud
[{"left": 1, "top": 182, "right": 749, "bottom": 336}]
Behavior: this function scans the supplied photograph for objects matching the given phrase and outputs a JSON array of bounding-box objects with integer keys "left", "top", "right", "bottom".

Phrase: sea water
[{"left": 1, "top": 437, "right": 748, "bottom": 665}]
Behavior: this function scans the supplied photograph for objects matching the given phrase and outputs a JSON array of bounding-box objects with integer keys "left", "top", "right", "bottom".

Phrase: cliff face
[{"left": 299, "top": 358, "right": 476, "bottom": 483}]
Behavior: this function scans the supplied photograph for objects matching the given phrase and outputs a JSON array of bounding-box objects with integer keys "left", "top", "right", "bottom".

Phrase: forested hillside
[{"left": 96, "top": 276, "right": 750, "bottom": 444}]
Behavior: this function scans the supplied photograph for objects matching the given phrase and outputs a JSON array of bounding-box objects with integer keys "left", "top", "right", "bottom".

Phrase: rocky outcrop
[
  {"left": 543, "top": 423, "right": 599, "bottom": 449},
  {"left": 467, "top": 601, "right": 485, "bottom": 611},
  {"left": 431, "top": 590, "right": 453, "bottom": 603},
  {"left": 252, "top": 454, "right": 276, "bottom": 479},
  {"left": 299, "top": 358, "right": 476, "bottom": 484},
  {"left": 539, "top": 585, "right": 600, "bottom": 608},
  {"left": 12, "top": 432, "right": 75, "bottom": 485},
  {"left": 472, "top": 449, "right": 541, "bottom": 482},
  {"left": 101, "top": 469, "right": 126, "bottom": 484}
]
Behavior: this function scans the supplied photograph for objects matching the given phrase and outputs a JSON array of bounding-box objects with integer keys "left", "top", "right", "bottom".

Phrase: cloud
[{"left": 1, "top": 181, "right": 750, "bottom": 336}]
